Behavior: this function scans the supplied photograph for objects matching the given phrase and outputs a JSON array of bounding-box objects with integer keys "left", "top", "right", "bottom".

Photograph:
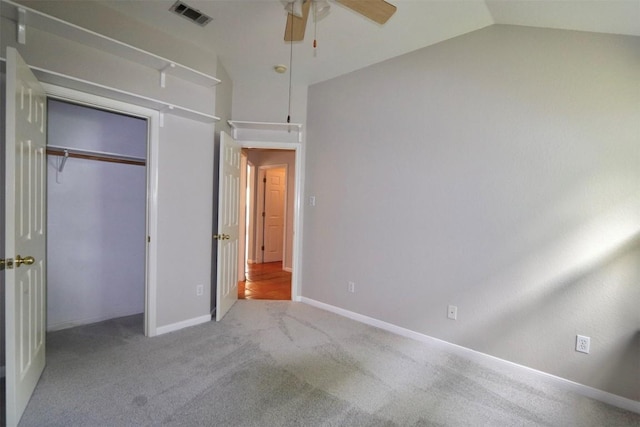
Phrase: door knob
[{"left": 15, "top": 255, "right": 35, "bottom": 267}]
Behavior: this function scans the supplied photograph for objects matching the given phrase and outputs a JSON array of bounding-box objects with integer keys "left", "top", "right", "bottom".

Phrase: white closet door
[{"left": 5, "top": 47, "right": 48, "bottom": 427}]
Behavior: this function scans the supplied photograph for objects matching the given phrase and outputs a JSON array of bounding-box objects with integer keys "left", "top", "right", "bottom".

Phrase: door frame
[
  {"left": 237, "top": 141, "right": 304, "bottom": 301},
  {"left": 256, "top": 164, "right": 288, "bottom": 266},
  {"left": 40, "top": 83, "right": 160, "bottom": 336}
]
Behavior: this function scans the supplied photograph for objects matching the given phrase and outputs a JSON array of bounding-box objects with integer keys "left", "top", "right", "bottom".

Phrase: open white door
[
  {"left": 4, "top": 47, "right": 47, "bottom": 426},
  {"left": 215, "top": 131, "right": 240, "bottom": 321}
]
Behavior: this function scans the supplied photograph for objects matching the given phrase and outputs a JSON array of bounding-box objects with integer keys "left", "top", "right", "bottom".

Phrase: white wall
[
  {"left": 232, "top": 77, "right": 308, "bottom": 129},
  {"left": 46, "top": 100, "right": 146, "bottom": 330},
  {"left": 304, "top": 25, "right": 640, "bottom": 401},
  {"left": 13, "top": 0, "right": 217, "bottom": 78}
]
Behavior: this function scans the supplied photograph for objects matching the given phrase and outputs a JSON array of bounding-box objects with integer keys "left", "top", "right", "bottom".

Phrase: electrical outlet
[
  {"left": 576, "top": 335, "right": 590, "bottom": 354},
  {"left": 447, "top": 305, "right": 458, "bottom": 320},
  {"left": 348, "top": 281, "right": 355, "bottom": 293},
  {"left": 196, "top": 285, "right": 204, "bottom": 296}
]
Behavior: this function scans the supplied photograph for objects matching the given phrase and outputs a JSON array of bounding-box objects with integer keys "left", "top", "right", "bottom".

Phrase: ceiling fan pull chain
[
  {"left": 287, "top": 7, "right": 294, "bottom": 124},
  {"left": 313, "top": 1, "right": 318, "bottom": 50}
]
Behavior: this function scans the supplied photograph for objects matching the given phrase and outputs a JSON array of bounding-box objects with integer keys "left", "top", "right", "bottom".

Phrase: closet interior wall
[{"left": 47, "top": 99, "right": 147, "bottom": 331}]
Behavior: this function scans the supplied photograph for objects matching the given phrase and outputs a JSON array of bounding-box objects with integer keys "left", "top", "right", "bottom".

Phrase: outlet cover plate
[{"left": 576, "top": 335, "right": 590, "bottom": 354}]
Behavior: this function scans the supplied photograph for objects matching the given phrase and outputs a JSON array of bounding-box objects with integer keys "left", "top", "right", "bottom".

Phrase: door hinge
[
  {"left": 263, "top": 177, "right": 267, "bottom": 183},
  {"left": 147, "top": 236, "right": 151, "bottom": 243},
  {"left": 262, "top": 211, "right": 265, "bottom": 217},
  {"left": 261, "top": 246, "right": 265, "bottom": 251}
]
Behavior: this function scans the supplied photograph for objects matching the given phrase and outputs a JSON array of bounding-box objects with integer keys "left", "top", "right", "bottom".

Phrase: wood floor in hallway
[{"left": 238, "top": 262, "right": 291, "bottom": 300}]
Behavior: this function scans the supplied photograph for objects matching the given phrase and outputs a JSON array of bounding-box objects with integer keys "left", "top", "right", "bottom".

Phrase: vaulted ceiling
[
  {"left": 15, "top": 1, "right": 640, "bottom": 86},
  {"left": 97, "top": 0, "right": 640, "bottom": 85}
]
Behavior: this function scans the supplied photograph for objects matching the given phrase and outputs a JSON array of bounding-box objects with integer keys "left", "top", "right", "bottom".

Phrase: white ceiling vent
[{"left": 169, "top": 1, "right": 212, "bottom": 27}]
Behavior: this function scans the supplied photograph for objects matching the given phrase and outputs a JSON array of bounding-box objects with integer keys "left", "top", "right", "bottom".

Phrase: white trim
[
  {"left": 300, "top": 297, "right": 640, "bottom": 414},
  {"left": 42, "top": 83, "right": 160, "bottom": 338},
  {"left": 238, "top": 140, "right": 304, "bottom": 301},
  {"left": 155, "top": 314, "right": 211, "bottom": 336}
]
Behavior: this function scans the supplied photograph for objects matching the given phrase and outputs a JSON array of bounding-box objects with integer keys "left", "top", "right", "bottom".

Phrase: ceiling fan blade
[
  {"left": 336, "top": 0, "right": 397, "bottom": 25},
  {"left": 284, "top": 0, "right": 311, "bottom": 41}
]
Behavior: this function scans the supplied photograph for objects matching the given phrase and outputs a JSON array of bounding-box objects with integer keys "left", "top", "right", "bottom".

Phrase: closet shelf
[
  {"left": 32, "top": 64, "right": 220, "bottom": 124},
  {"left": 228, "top": 121, "right": 303, "bottom": 143},
  {"left": 0, "top": 0, "right": 220, "bottom": 88}
]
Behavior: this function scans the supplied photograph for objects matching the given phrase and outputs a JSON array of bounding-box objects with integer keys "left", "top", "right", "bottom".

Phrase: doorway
[
  {"left": 41, "top": 82, "right": 160, "bottom": 336},
  {"left": 238, "top": 149, "right": 295, "bottom": 300},
  {"left": 46, "top": 99, "right": 147, "bottom": 332}
]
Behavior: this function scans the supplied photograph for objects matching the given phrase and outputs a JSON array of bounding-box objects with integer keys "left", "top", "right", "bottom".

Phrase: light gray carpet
[{"left": 19, "top": 301, "right": 640, "bottom": 426}]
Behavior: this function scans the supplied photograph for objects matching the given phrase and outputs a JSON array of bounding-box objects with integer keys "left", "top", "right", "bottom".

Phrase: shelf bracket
[
  {"left": 159, "top": 63, "right": 176, "bottom": 88},
  {"left": 17, "top": 7, "right": 26, "bottom": 44},
  {"left": 159, "top": 105, "right": 174, "bottom": 127},
  {"left": 58, "top": 149, "right": 69, "bottom": 172}
]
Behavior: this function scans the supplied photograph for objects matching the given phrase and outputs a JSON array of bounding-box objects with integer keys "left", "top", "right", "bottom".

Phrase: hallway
[{"left": 238, "top": 262, "right": 291, "bottom": 300}]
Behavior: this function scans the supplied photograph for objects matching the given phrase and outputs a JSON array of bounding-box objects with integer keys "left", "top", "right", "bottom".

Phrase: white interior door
[
  {"left": 215, "top": 132, "right": 240, "bottom": 321},
  {"left": 262, "top": 167, "right": 286, "bottom": 263},
  {"left": 4, "top": 47, "right": 47, "bottom": 427}
]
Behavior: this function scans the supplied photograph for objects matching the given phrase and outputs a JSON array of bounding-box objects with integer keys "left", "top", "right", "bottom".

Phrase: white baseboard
[
  {"left": 155, "top": 314, "right": 211, "bottom": 336},
  {"left": 300, "top": 297, "right": 640, "bottom": 414}
]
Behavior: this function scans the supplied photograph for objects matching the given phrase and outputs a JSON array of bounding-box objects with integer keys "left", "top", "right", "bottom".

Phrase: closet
[{"left": 46, "top": 99, "right": 147, "bottom": 331}]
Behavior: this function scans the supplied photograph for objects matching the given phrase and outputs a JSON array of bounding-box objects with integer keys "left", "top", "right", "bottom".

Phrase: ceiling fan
[{"left": 284, "top": 0, "right": 397, "bottom": 42}]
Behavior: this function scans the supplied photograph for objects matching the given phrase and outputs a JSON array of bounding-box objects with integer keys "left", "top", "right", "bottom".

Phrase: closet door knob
[{"left": 15, "top": 255, "right": 35, "bottom": 267}]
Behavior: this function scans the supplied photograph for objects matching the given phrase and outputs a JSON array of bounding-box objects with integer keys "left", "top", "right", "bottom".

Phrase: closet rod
[{"left": 47, "top": 146, "right": 146, "bottom": 167}]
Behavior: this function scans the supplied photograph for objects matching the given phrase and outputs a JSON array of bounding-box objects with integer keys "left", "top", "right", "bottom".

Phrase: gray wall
[
  {"left": 47, "top": 100, "right": 146, "bottom": 330},
  {"left": 304, "top": 25, "right": 640, "bottom": 401},
  {"left": 155, "top": 114, "right": 214, "bottom": 327}
]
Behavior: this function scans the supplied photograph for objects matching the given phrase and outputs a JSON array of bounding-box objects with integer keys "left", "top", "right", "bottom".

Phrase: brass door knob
[{"left": 15, "top": 255, "right": 35, "bottom": 267}]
